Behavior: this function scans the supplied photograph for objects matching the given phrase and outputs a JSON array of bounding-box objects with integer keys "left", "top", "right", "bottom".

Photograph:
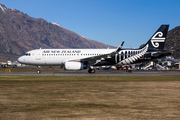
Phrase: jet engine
[{"left": 64, "top": 62, "right": 84, "bottom": 70}]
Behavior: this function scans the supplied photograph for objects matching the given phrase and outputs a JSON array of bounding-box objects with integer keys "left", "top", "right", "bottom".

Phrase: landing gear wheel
[
  {"left": 37, "top": 70, "right": 41, "bottom": 74},
  {"left": 88, "top": 68, "right": 95, "bottom": 73}
]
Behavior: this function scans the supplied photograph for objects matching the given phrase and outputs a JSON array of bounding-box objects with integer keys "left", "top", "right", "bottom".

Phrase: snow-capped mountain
[{"left": 0, "top": 3, "right": 115, "bottom": 58}]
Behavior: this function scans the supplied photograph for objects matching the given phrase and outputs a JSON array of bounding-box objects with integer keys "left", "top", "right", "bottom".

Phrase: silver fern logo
[
  {"left": 151, "top": 32, "right": 165, "bottom": 48},
  {"left": 117, "top": 44, "right": 149, "bottom": 65}
]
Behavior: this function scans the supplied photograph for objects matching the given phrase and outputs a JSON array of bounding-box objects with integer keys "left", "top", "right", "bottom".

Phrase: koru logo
[{"left": 151, "top": 32, "right": 165, "bottom": 48}]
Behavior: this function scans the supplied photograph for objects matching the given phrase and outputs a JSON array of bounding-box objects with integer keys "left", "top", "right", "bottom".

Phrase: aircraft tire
[
  {"left": 88, "top": 68, "right": 95, "bottom": 73},
  {"left": 37, "top": 70, "right": 41, "bottom": 74}
]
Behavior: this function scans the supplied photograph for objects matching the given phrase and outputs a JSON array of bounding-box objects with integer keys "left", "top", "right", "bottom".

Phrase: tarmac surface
[{"left": 0, "top": 69, "right": 180, "bottom": 76}]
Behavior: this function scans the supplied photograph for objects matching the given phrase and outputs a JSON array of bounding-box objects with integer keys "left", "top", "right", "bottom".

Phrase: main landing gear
[{"left": 88, "top": 68, "right": 95, "bottom": 73}]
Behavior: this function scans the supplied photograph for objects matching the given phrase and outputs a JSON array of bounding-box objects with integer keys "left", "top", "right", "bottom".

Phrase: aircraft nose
[{"left": 17, "top": 56, "right": 24, "bottom": 63}]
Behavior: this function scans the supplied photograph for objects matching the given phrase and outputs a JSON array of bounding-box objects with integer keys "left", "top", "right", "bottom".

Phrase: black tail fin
[{"left": 145, "top": 25, "right": 169, "bottom": 50}]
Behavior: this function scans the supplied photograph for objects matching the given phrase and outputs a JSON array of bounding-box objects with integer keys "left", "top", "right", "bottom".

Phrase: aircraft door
[{"left": 36, "top": 50, "right": 41, "bottom": 60}]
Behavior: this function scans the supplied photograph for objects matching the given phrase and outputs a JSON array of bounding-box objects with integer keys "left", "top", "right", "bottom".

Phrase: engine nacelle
[{"left": 64, "top": 62, "right": 84, "bottom": 70}]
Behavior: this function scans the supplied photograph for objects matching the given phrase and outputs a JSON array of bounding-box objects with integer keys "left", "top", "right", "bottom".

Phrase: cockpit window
[{"left": 24, "top": 53, "right": 31, "bottom": 56}]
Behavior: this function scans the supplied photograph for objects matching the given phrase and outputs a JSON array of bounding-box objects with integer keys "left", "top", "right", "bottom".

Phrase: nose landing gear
[
  {"left": 37, "top": 70, "right": 41, "bottom": 74},
  {"left": 37, "top": 66, "right": 41, "bottom": 74}
]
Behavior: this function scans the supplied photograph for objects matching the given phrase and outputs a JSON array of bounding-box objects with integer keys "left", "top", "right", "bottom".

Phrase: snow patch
[
  {"left": 81, "top": 36, "right": 86, "bottom": 38},
  {"left": 81, "top": 36, "right": 91, "bottom": 40},
  {"left": 50, "top": 22, "right": 63, "bottom": 28},
  {"left": 10, "top": 8, "right": 17, "bottom": 11},
  {"left": 0, "top": 4, "right": 6, "bottom": 12}
]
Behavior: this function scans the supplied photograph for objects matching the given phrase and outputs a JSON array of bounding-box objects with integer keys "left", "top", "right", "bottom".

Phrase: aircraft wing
[
  {"left": 69, "top": 53, "right": 109, "bottom": 63},
  {"left": 69, "top": 41, "right": 124, "bottom": 64},
  {"left": 0, "top": 62, "right": 6, "bottom": 65}
]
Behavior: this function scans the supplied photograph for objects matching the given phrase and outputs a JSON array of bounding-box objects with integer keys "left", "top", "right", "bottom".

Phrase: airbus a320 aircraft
[{"left": 18, "top": 25, "right": 172, "bottom": 74}]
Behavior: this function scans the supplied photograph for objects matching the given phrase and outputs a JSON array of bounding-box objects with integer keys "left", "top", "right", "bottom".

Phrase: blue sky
[{"left": 1, "top": 0, "right": 180, "bottom": 48}]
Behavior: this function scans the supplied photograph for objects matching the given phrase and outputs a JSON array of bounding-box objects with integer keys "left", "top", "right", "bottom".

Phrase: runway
[{"left": 0, "top": 70, "right": 180, "bottom": 76}]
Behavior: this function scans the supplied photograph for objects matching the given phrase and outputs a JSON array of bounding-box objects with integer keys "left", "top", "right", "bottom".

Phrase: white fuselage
[{"left": 18, "top": 49, "right": 115, "bottom": 66}]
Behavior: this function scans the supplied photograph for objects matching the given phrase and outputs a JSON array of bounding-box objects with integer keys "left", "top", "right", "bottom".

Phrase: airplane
[
  {"left": 1, "top": 59, "right": 17, "bottom": 68},
  {"left": 17, "top": 25, "right": 172, "bottom": 74}
]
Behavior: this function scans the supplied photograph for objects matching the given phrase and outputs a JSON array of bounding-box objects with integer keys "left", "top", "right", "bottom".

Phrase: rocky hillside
[
  {"left": 165, "top": 26, "right": 180, "bottom": 59},
  {"left": 0, "top": 3, "right": 114, "bottom": 59}
]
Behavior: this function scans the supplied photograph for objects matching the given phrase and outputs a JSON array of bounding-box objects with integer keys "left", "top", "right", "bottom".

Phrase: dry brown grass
[{"left": 0, "top": 76, "right": 180, "bottom": 120}]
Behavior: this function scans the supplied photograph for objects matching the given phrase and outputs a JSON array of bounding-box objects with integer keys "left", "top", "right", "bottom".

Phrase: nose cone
[
  {"left": 7, "top": 61, "right": 12, "bottom": 65},
  {"left": 17, "top": 56, "right": 24, "bottom": 63}
]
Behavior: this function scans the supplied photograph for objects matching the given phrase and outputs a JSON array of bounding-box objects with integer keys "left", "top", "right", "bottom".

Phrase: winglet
[{"left": 115, "top": 41, "right": 124, "bottom": 53}]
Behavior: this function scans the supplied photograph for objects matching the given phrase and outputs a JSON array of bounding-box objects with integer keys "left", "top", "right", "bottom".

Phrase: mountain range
[
  {"left": 165, "top": 26, "right": 180, "bottom": 59},
  {"left": 0, "top": 3, "right": 115, "bottom": 59},
  {"left": 0, "top": 3, "right": 179, "bottom": 59}
]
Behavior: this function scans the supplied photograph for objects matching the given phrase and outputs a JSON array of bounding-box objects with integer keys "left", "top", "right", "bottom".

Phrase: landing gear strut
[{"left": 88, "top": 68, "right": 95, "bottom": 73}]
